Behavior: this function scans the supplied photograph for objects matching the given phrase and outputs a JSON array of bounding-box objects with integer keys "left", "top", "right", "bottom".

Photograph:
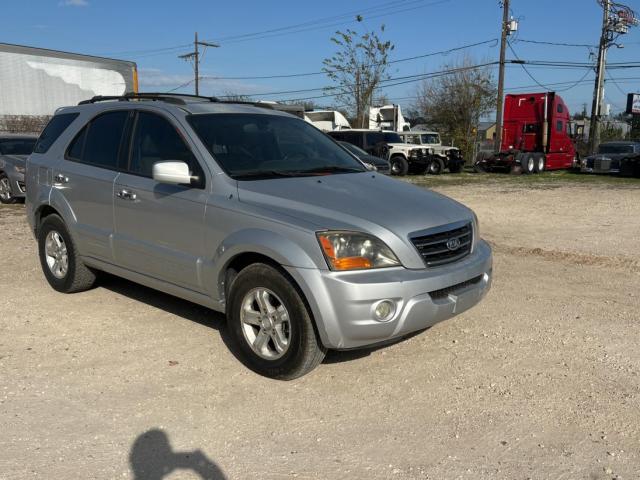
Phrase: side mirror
[
  {"left": 152, "top": 161, "right": 194, "bottom": 185},
  {"left": 364, "top": 162, "right": 377, "bottom": 171}
]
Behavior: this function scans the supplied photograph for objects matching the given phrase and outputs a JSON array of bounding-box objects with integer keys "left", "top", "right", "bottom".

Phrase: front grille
[
  {"left": 594, "top": 157, "right": 611, "bottom": 171},
  {"left": 411, "top": 222, "right": 473, "bottom": 267},
  {"left": 429, "top": 275, "right": 483, "bottom": 299}
]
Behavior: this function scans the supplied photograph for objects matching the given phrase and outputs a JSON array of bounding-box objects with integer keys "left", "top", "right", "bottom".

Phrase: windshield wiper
[
  {"left": 232, "top": 170, "right": 301, "bottom": 180},
  {"left": 292, "top": 166, "right": 364, "bottom": 174}
]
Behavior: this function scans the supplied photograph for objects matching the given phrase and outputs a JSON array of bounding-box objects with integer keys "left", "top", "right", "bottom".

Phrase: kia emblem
[{"left": 446, "top": 237, "right": 461, "bottom": 251}]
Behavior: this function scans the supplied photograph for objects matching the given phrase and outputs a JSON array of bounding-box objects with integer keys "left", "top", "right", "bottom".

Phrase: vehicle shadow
[
  {"left": 130, "top": 429, "right": 226, "bottom": 480},
  {"left": 97, "top": 273, "right": 425, "bottom": 369}
]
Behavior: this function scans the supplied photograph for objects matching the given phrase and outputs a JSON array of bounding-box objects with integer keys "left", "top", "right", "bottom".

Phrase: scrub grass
[{"left": 401, "top": 169, "right": 640, "bottom": 189}]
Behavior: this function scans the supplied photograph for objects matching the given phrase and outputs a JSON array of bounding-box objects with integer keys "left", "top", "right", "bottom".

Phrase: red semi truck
[{"left": 475, "top": 92, "right": 578, "bottom": 173}]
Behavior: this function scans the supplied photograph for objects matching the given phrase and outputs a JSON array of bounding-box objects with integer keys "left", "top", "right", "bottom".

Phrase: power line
[
  {"left": 205, "top": 0, "right": 450, "bottom": 45},
  {"left": 199, "top": 38, "right": 497, "bottom": 81},
  {"left": 513, "top": 38, "right": 598, "bottom": 48}
]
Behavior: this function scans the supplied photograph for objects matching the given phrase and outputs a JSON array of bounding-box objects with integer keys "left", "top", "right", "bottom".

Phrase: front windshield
[
  {"left": 382, "top": 132, "right": 403, "bottom": 143},
  {"left": 188, "top": 114, "right": 366, "bottom": 179},
  {"left": 598, "top": 144, "right": 634, "bottom": 154},
  {"left": 0, "top": 139, "right": 36, "bottom": 155},
  {"left": 420, "top": 134, "right": 440, "bottom": 144}
]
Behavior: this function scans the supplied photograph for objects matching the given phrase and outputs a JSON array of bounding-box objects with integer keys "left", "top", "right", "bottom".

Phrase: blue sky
[{"left": 4, "top": 0, "right": 640, "bottom": 116}]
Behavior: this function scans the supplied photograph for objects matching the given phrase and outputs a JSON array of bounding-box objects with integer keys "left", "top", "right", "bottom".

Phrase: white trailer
[
  {"left": 304, "top": 110, "right": 351, "bottom": 131},
  {"left": 0, "top": 43, "right": 137, "bottom": 124},
  {"left": 369, "top": 104, "right": 411, "bottom": 132}
]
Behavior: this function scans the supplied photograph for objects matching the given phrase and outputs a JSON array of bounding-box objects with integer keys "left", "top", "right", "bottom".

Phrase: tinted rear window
[
  {"left": 82, "top": 111, "right": 128, "bottom": 169},
  {"left": 0, "top": 139, "right": 36, "bottom": 155},
  {"left": 34, "top": 113, "right": 79, "bottom": 154}
]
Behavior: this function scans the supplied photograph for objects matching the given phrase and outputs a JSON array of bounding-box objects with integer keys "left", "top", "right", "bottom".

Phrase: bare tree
[
  {"left": 410, "top": 56, "right": 496, "bottom": 160},
  {"left": 323, "top": 24, "right": 394, "bottom": 128},
  {"left": 0, "top": 115, "right": 50, "bottom": 134}
]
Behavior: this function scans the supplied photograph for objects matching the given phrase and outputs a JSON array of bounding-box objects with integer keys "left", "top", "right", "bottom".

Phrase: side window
[
  {"left": 129, "top": 112, "right": 202, "bottom": 184},
  {"left": 34, "top": 113, "right": 79, "bottom": 154},
  {"left": 329, "top": 132, "right": 344, "bottom": 142},
  {"left": 340, "top": 132, "right": 362, "bottom": 148},
  {"left": 67, "top": 126, "right": 87, "bottom": 161},
  {"left": 556, "top": 120, "right": 563, "bottom": 132},
  {"left": 365, "top": 132, "right": 382, "bottom": 147}
]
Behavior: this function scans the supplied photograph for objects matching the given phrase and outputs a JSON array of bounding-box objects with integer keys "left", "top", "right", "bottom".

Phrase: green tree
[{"left": 323, "top": 24, "right": 394, "bottom": 128}]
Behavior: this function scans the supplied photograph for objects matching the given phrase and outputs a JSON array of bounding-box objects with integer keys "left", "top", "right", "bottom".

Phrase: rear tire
[
  {"left": 389, "top": 156, "right": 409, "bottom": 176},
  {"left": 0, "top": 173, "right": 17, "bottom": 204},
  {"left": 38, "top": 214, "right": 96, "bottom": 293},
  {"left": 428, "top": 158, "right": 445, "bottom": 175},
  {"left": 521, "top": 154, "right": 535, "bottom": 174},
  {"left": 227, "top": 263, "right": 326, "bottom": 380},
  {"left": 533, "top": 154, "right": 545, "bottom": 173}
]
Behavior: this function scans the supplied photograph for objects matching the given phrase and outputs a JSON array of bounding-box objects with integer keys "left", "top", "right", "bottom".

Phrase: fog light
[{"left": 373, "top": 300, "right": 396, "bottom": 322}]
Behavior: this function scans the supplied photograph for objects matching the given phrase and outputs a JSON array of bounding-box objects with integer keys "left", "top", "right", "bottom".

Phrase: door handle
[
  {"left": 54, "top": 174, "right": 69, "bottom": 184},
  {"left": 116, "top": 189, "right": 137, "bottom": 201}
]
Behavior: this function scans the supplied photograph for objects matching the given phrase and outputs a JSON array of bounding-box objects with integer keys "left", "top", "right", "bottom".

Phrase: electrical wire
[{"left": 198, "top": 38, "right": 497, "bottom": 81}]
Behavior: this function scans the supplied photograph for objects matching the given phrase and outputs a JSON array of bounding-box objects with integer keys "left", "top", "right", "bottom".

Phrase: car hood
[
  {"left": 387, "top": 142, "right": 424, "bottom": 150},
  {"left": 236, "top": 172, "right": 473, "bottom": 268},
  {"left": 587, "top": 153, "right": 628, "bottom": 160}
]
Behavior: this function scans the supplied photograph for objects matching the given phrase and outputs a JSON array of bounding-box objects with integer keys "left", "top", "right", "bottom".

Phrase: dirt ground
[{"left": 1, "top": 177, "right": 640, "bottom": 480}]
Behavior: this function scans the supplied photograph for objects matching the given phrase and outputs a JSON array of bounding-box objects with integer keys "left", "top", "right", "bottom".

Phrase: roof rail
[
  {"left": 78, "top": 92, "right": 220, "bottom": 105},
  {"left": 77, "top": 93, "right": 303, "bottom": 116}
]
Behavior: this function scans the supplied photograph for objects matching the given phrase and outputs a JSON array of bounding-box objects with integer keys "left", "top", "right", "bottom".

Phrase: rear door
[
  {"left": 113, "top": 110, "right": 208, "bottom": 292},
  {"left": 54, "top": 110, "right": 129, "bottom": 261}
]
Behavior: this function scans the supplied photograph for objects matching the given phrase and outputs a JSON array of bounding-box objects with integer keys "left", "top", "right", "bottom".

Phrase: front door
[{"left": 113, "top": 110, "right": 209, "bottom": 292}]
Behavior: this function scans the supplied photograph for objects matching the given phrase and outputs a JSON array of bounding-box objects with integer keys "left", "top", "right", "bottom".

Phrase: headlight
[
  {"left": 317, "top": 231, "right": 401, "bottom": 271},
  {"left": 472, "top": 212, "right": 480, "bottom": 250}
]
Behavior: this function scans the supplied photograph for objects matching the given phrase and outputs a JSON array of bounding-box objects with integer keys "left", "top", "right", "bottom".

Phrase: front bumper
[
  {"left": 5, "top": 172, "right": 26, "bottom": 198},
  {"left": 287, "top": 240, "right": 492, "bottom": 349}
]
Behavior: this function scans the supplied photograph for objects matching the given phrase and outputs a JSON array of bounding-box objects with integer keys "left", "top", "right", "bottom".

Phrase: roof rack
[
  {"left": 77, "top": 93, "right": 304, "bottom": 117},
  {"left": 78, "top": 92, "right": 220, "bottom": 106}
]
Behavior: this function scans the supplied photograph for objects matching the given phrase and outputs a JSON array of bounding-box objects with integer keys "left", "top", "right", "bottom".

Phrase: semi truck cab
[{"left": 476, "top": 92, "right": 577, "bottom": 173}]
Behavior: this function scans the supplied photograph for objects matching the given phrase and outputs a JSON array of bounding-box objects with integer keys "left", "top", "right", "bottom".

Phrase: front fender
[{"left": 205, "top": 227, "right": 326, "bottom": 302}]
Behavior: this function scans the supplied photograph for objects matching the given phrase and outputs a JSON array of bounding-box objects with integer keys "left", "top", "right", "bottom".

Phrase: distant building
[{"left": 477, "top": 121, "right": 496, "bottom": 141}]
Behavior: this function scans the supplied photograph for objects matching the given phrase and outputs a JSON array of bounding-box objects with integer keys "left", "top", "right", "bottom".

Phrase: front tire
[
  {"left": 0, "top": 174, "right": 17, "bottom": 204},
  {"left": 227, "top": 263, "right": 326, "bottom": 380},
  {"left": 428, "top": 158, "right": 445, "bottom": 175},
  {"left": 38, "top": 214, "right": 96, "bottom": 293},
  {"left": 389, "top": 156, "right": 409, "bottom": 176}
]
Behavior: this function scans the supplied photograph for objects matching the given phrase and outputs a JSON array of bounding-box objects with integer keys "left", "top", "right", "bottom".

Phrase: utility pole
[
  {"left": 588, "top": 0, "right": 638, "bottom": 153},
  {"left": 179, "top": 32, "right": 219, "bottom": 96},
  {"left": 589, "top": 0, "right": 611, "bottom": 154},
  {"left": 494, "top": 0, "right": 511, "bottom": 152}
]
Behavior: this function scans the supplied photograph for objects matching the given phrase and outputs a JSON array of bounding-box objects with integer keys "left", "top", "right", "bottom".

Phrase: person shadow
[{"left": 130, "top": 429, "right": 226, "bottom": 480}]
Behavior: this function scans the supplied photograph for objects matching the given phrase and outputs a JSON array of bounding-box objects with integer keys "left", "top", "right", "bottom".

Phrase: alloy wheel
[
  {"left": 0, "top": 177, "right": 11, "bottom": 201},
  {"left": 240, "top": 288, "right": 291, "bottom": 360},
  {"left": 44, "top": 230, "right": 69, "bottom": 279}
]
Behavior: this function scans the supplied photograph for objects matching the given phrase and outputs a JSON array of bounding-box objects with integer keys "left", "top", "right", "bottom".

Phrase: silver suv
[{"left": 26, "top": 93, "right": 492, "bottom": 380}]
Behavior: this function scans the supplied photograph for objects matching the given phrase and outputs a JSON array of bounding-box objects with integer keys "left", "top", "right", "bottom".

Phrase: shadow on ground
[
  {"left": 98, "top": 273, "right": 424, "bottom": 370},
  {"left": 130, "top": 429, "right": 226, "bottom": 480}
]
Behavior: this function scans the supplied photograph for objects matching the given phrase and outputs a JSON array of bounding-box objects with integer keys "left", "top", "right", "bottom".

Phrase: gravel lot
[{"left": 2, "top": 177, "right": 639, "bottom": 480}]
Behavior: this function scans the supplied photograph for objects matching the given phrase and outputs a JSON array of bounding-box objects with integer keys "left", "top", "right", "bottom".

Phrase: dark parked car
[
  {"left": 0, "top": 134, "right": 37, "bottom": 204},
  {"left": 581, "top": 141, "right": 640, "bottom": 175},
  {"left": 339, "top": 141, "right": 390, "bottom": 174},
  {"left": 328, "top": 129, "right": 430, "bottom": 176}
]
